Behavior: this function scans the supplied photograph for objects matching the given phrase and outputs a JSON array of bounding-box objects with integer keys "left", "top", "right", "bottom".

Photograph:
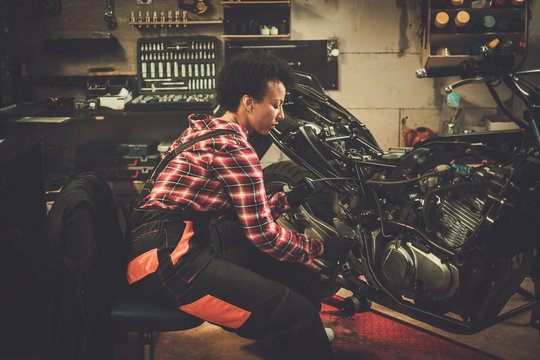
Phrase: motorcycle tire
[{"left": 263, "top": 160, "right": 338, "bottom": 226}]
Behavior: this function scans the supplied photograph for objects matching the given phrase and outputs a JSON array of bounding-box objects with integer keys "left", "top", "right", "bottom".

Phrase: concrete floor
[{"left": 116, "top": 279, "right": 540, "bottom": 360}]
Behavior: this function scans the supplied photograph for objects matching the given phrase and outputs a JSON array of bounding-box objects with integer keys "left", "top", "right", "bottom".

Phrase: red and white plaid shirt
[{"left": 141, "top": 114, "right": 323, "bottom": 263}]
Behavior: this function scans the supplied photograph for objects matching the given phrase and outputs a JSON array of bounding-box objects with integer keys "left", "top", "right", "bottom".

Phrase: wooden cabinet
[
  {"left": 422, "top": 0, "right": 528, "bottom": 67},
  {"left": 222, "top": 1, "right": 291, "bottom": 41}
]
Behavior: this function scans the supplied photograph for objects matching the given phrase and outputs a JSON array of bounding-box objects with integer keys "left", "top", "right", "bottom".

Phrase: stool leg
[{"left": 140, "top": 332, "right": 154, "bottom": 360}]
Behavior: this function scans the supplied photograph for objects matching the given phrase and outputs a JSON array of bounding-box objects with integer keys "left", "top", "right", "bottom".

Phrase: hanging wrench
[{"left": 104, "top": 0, "right": 117, "bottom": 29}]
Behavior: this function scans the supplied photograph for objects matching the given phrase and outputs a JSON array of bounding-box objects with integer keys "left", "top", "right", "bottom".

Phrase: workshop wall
[
  {"left": 7, "top": 0, "right": 540, "bottom": 153},
  {"left": 291, "top": 0, "right": 540, "bottom": 151},
  {"left": 9, "top": 0, "right": 225, "bottom": 103},
  {"left": 10, "top": 0, "right": 224, "bottom": 75}
]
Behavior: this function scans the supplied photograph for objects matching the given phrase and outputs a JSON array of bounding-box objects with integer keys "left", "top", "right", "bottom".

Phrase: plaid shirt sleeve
[{"left": 210, "top": 139, "right": 323, "bottom": 264}]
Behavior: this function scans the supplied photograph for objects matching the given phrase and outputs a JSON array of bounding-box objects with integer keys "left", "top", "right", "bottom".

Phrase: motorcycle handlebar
[
  {"left": 416, "top": 54, "right": 515, "bottom": 80},
  {"left": 416, "top": 60, "right": 477, "bottom": 79}
]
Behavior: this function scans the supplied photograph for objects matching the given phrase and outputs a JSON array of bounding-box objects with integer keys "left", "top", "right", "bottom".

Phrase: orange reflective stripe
[
  {"left": 180, "top": 294, "right": 251, "bottom": 329},
  {"left": 127, "top": 248, "right": 159, "bottom": 285},
  {"left": 170, "top": 221, "right": 194, "bottom": 266}
]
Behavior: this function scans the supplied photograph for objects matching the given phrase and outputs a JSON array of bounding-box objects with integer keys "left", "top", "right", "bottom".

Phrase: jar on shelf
[
  {"left": 433, "top": 11, "right": 450, "bottom": 32},
  {"left": 482, "top": 38, "right": 500, "bottom": 54},
  {"left": 480, "top": 14, "right": 496, "bottom": 32},
  {"left": 450, "top": 10, "right": 471, "bottom": 32},
  {"left": 492, "top": 0, "right": 509, "bottom": 7}
]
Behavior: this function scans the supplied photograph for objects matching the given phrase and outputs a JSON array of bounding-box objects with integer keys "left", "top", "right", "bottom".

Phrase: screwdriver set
[{"left": 128, "top": 36, "right": 220, "bottom": 111}]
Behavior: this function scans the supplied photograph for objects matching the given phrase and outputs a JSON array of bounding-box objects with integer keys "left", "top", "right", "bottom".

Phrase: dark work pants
[{"left": 183, "top": 218, "right": 335, "bottom": 360}]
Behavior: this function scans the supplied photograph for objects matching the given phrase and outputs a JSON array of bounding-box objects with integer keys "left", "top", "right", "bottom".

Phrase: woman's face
[{"left": 248, "top": 80, "right": 286, "bottom": 135}]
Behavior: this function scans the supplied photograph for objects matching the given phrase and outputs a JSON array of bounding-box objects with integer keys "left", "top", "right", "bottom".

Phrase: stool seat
[{"left": 111, "top": 295, "right": 204, "bottom": 333}]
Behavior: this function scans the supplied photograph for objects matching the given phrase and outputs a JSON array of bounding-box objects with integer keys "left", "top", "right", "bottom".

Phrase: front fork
[
  {"left": 292, "top": 204, "right": 339, "bottom": 241},
  {"left": 293, "top": 205, "right": 373, "bottom": 315}
]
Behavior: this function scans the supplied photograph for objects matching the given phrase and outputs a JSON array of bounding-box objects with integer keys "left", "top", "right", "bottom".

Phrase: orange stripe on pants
[
  {"left": 180, "top": 294, "right": 251, "bottom": 329},
  {"left": 170, "top": 221, "right": 194, "bottom": 266},
  {"left": 127, "top": 248, "right": 159, "bottom": 285}
]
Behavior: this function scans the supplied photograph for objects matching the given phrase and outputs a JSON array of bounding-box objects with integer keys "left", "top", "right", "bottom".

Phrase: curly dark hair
[{"left": 216, "top": 51, "right": 295, "bottom": 113}]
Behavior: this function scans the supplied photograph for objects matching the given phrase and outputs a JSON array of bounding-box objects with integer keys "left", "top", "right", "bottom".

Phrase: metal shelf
[{"left": 222, "top": 34, "right": 290, "bottom": 41}]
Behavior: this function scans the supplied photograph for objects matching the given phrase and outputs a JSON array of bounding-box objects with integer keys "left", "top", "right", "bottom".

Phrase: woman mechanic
[{"left": 126, "top": 51, "right": 353, "bottom": 359}]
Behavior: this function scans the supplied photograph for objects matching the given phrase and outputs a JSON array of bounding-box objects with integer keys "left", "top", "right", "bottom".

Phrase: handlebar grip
[{"left": 416, "top": 60, "right": 476, "bottom": 79}]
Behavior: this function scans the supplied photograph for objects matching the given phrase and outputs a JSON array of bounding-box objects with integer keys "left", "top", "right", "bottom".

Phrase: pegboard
[{"left": 225, "top": 39, "right": 339, "bottom": 90}]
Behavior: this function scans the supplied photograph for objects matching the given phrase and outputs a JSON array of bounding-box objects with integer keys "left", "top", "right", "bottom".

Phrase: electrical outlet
[{"left": 137, "top": 0, "right": 152, "bottom": 4}]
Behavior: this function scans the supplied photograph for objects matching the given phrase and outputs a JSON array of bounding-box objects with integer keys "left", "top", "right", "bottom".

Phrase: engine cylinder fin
[
  {"left": 442, "top": 200, "right": 483, "bottom": 229},
  {"left": 436, "top": 197, "right": 486, "bottom": 249}
]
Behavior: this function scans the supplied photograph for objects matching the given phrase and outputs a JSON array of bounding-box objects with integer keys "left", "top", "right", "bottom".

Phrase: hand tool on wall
[
  {"left": 178, "top": 0, "right": 208, "bottom": 15},
  {"left": 104, "top": 0, "right": 118, "bottom": 29},
  {"left": 129, "top": 36, "right": 219, "bottom": 111}
]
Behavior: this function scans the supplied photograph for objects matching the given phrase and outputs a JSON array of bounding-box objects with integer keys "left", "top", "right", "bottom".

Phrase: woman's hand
[{"left": 286, "top": 177, "right": 315, "bottom": 208}]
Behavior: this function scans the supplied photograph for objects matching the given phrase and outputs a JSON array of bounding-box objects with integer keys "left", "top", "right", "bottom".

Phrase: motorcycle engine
[
  {"left": 378, "top": 156, "right": 513, "bottom": 302},
  {"left": 380, "top": 240, "right": 460, "bottom": 301},
  {"left": 379, "top": 194, "right": 488, "bottom": 301}
]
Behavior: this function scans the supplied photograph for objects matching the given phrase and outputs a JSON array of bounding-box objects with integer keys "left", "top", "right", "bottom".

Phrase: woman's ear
[{"left": 241, "top": 95, "right": 254, "bottom": 114}]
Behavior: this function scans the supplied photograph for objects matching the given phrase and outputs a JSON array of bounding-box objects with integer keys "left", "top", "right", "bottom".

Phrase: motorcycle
[{"left": 255, "top": 54, "right": 540, "bottom": 334}]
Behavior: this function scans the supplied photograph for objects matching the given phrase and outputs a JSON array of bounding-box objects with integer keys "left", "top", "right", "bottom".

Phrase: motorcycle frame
[{"left": 260, "top": 61, "right": 540, "bottom": 334}]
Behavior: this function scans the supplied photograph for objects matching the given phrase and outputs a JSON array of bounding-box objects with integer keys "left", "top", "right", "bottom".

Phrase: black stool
[{"left": 111, "top": 295, "right": 204, "bottom": 360}]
